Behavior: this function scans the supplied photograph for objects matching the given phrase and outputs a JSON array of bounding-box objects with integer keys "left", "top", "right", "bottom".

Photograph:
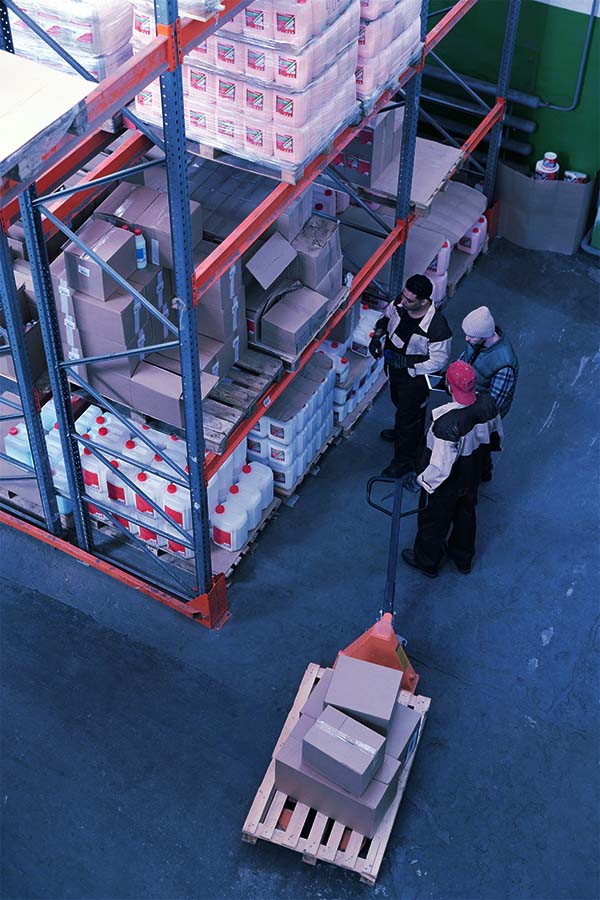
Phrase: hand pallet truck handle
[{"left": 366, "top": 475, "right": 428, "bottom": 518}]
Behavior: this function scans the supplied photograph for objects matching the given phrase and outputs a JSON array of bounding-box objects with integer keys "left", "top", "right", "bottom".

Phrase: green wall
[{"left": 428, "top": 0, "right": 600, "bottom": 176}]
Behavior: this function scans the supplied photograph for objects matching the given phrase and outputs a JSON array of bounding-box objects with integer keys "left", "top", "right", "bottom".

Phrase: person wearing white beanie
[{"left": 460, "top": 306, "right": 518, "bottom": 481}]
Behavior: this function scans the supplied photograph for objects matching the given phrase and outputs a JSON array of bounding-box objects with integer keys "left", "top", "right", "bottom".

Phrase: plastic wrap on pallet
[
  {"left": 356, "top": 21, "right": 421, "bottom": 111},
  {"left": 129, "top": 0, "right": 225, "bottom": 44},
  {"left": 357, "top": 0, "right": 421, "bottom": 58},
  {"left": 9, "top": 0, "right": 133, "bottom": 79}
]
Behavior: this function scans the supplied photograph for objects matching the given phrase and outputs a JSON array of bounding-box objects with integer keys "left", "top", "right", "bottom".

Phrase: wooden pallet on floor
[
  {"left": 339, "top": 371, "right": 388, "bottom": 438},
  {"left": 445, "top": 237, "right": 490, "bottom": 299},
  {"left": 204, "top": 350, "right": 284, "bottom": 453},
  {"left": 242, "top": 664, "right": 431, "bottom": 886}
]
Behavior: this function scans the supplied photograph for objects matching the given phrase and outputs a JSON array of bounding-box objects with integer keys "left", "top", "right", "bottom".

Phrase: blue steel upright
[
  {"left": 483, "top": 0, "right": 523, "bottom": 200},
  {"left": 389, "top": 0, "right": 430, "bottom": 298},
  {"left": 0, "top": 230, "right": 62, "bottom": 532},
  {"left": 154, "top": 0, "right": 212, "bottom": 595},
  {"left": 19, "top": 187, "right": 93, "bottom": 551}
]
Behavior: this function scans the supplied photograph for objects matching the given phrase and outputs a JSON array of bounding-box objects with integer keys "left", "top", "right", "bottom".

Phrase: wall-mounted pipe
[
  {"left": 421, "top": 89, "right": 537, "bottom": 133},
  {"left": 423, "top": 63, "right": 542, "bottom": 109},
  {"left": 540, "top": 0, "right": 598, "bottom": 111}
]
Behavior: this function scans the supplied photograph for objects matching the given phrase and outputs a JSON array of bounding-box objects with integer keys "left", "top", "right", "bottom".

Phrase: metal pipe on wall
[
  {"left": 421, "top": 89, "right": 537, "bottom": 133},
  {"left": 540, "top": 0, "right": 598, "bottom": 111},
  {"left": 423, "top": 63, "right": 542, "bottom": 109}
]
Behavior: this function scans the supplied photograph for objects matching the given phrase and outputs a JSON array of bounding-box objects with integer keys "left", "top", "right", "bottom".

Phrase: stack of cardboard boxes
[
  {"left": 275, "top": 656, "right": 422, "bottom": 837},
  {"left": 333, "top": 108, "right": 401, "bottom": 187}
]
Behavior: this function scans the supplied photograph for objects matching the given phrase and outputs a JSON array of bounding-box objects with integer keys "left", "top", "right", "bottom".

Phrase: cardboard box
[
  {"left": 329, "top": 302, "right": 359, "bottom": 344},
  {"left": 292, "top": 216, "right": 342, "bottom": 290},
  {"left": 93, "top": 182, "right": 159, "bottom": 227},
  {"left": 313, "top": 258, "right": 343, "bottom": 300},
  {"left": 386, "top": 701, "right": 422, "bottom": 769},
  {"left": 0, "top": 283, "right": 30, "bottom": 329},
  {"left": 300, "top": 668, "right": 334, "bottom": 719},
  {"left": 302, "top": 705, "right": 386, "bottom": 795},
  {"left": 130, "top": 360, "right": 217, "bottom": 428},
  {"left": 497, "top": 162, "right": 594, "bottom": 255},
  {"left": 7, "top": 222, "right": 28, "bottom": 260},
  {"left": 275, "top": 715, "right": 401, "bottom": 838},
  {"left": 325, "top": 656, "right": 403, "bottom": 734},
  {"left": 61, "top": 288, "right": 156, "bottom": 349},
  {"left": 260, "top": 287, "right": 329, "bottom": 357},
  {"left": 0, "top": 320, "right": 46, "bottom": 382},
  {"left": 246, "top": 233, "right": 297, "bottom": 290},
  {"left": 268, "top": 191, "right": 313, "bottom": 243},
  {"left": 333, "top": 110, "right": 396, "bottom": 188},
  {"left": 137, "top": 194, "right": 203, "bottom": 269},
  {"left": 87, "top": 368, "right": 133, "bottom": 408},
  {"left": 194, "top": 239, "right": 244, "bottom": 310},
  {"left": 63, "top": 220, "right": 137, "bottom": 301}
]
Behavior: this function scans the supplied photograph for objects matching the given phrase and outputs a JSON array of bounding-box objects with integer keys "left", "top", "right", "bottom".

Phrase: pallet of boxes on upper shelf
[{"left": 131, "top": 0, "right": 361, "bottom": 180}]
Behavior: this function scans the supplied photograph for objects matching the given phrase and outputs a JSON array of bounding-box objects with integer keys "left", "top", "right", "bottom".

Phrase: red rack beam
[{"left": 425, "top": 0, "right": 480, "bottom": 52}]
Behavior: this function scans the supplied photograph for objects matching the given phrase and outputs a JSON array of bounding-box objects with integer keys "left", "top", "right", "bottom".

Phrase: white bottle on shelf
[
  {"left": 106, "top": 459, "right": 136, "bottom": 507},
  {"left": 163, "top": 482, "right": 193, "bottom": 557},
  {"left": 40, "top": 399, "right": 58, "bottom": 432},
  {"left": 475, "top": 215, "right": 488, "bottom": 241},
  {"left": 137, "top": 421, "right": 168, "bottom": 450},
  {"left": 269, "top": 456, "right": 296, "bottom": 492},
  {"left": 50, "top": 460, "right": 73, "bottom": 516},
  {"left": 426, "top": 239, "right": 452, "bottom": 275},
  {"left": 132, "top": 471, "right": 164, "bottom": 518},
  {"left": 81, "top": 447, "right": 106, "bottom": 495},
  {"left": 534, "top": 151, "right": 560, "bottom": 180},
  {"left": 134, "top": 228, "right": 148, "bottom": 269},
  {"left": 239, "top": 462, "right": 274, "bottom": 510},
  {"left": 45, "top": 422, "right": 63, "bottom": 457},
  {"left": 230, "top": 480, "right": 262, "bottom": 530},
  {"left": 211, "top": 502, "right": 249, "bottom": 551},
  {"left": 458, "top": 224, "right": 484, "bottom": 255},
  {"left": 4, "top": 425, "right": 33, "bottom": 467},
  {"left": 333, "top": 355, "right": 350, "bottom": 385},
  {"left": 247, "top": 433, "right": 269, "bottom": 462},
  {"left": 96, "top": 426, "right": 127, "bottom": 454},
  {"left": 123, "top": 438, "right": 155, "bottom": 468},
  {"left": 75, "top": 404, "right": 103, "bottom": 435},
  {"left": 429, "top": 271, "right": 448, "bottom": 305}
]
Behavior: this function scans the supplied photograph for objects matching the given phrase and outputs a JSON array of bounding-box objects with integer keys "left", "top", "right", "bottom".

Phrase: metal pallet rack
[{"left": 0, "top": 0, "right": 521, "bottom": 627}]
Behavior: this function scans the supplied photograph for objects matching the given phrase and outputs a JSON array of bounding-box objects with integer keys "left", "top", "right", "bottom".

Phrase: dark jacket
[
  {"left": 461, "top": 329, "right": 519, "bottom": 417},
  {"left": 376, "top": 301, "right": 452, "bottom": 376}
]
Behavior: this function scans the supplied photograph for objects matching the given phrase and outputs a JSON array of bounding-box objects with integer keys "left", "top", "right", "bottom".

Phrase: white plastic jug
[
  {"left": 239, "top": 461, "right": 274, "bottom": 509},
  {"left": 333, "top": 355, "right": 350, "bottom": 384},
  {"left": 50, "top": 460, "right": 73, "bottom": 516},
  {"left": 268, "top": 438, "right": 296, "bottom": 467},
  {"left": 132, "top": 471, "right": 164, "bottom": 518},
  {"left": 475, "top": 215, "right": 488, "bottom": 241},
  {"left": 75, "top": 404, "right": 103, "bottom": 435},
  {"left": 269, "top": 456, "right": 296, "bottom": 491},
  {"left": 242, "top": 4, "right": 274, "bottom": 40},
  {"left": 429, "top": 271, "right": 448, "bottom": 305},
  {"left": 231, "top": 438, "right": 247, "bottom": 481},
  {"left": 81, "top": 447, "right": 106, "bottom": 495},
  {"left": 4, "top": 425, "right": 32, "bottom": 467},
  {"left": 137, "top": 421, "right": 168, "bottom": 450},
  {"left": 123, "top": 438, "right": 155, "bottom": 468},
  {"left": 106, "top": 459, "right": 136, "bottom": 506},
  {"left": 267, "top": 410, "right": 296, "bottom": 445},
  {"left": 427, "top": 240, "right": 452, "bottom": 275},
  {"left": 96, "top": 425, "right": 127, "bottom": 453},
  {"left": 137, "top": 519, "right": 166, "bottom": 548},
  {"left": 272, "top": 1, "right": 314, "bottom": 46},
  {"left": 458, "top": 224, "right": 484, "bottom": 255},
  {"left": 41, "top": 399, "right": 58, "bottom": 432},
  {"left": 211, "top": 502, "right": 249, "bottom": 551},
  {"left": 229, "top": 481, "right": 261, "bottom": 530},
  {"left": 163, "top": 482, "right": 192, "bottom": 531}
]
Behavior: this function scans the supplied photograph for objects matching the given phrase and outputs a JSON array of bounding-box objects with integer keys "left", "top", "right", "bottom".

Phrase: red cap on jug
[
  {"left": 473, "top": 227, "right": 480, "bottom": 233},
  {"left": 341, "top": 356, "right": 348, "bottom": 363},
  {"left": 154, "top": 454, "right": 162, "bottom": 462},
  {"left": 134, "top": 228, "right": 142, "bottom": 236},
  {"left": 242, "top": 464, "right": 252, "bottom": 473},
  {"left": 137, "top": 472, "right": 147, "bottom": 482},
  {"left": 314, "top": 203, "right": 323, "bottom": 210},
  {"left": 83, "top": 448, "right": 92, "bottom": 456},
  {"left": 215, "top": 504, "right": 225, "bottom": 514},
  {"left": 98, "top": 427, "right": 108, "bottom": 436},
  {"left": 331, "top": 341, "right": 338, "bottom": 348},
  {"left": 110, "top": 460, "right": 119, "bottom": 468},
  {"left": 230, "top": 485, "right": 239, "bottom": 495},
  {"left": 362, "top": 303, "right": 369, "bottom": 309},
  {"left": 324, "top": 189, "right": 333, "bottom": 196},
  {"left": 54, "top": 422, "right": 59, "bottom": 430},
  {"left": 95, "top": 416, "right": 105, "bottom": 424},
  {"left": 125, "top": 440, "right": 135, "bottom": 449},
  {"left": 167, "top": 484, "right": 177, "bottom": 494},
  {"left": 170, "top": 435, "right": 179, "bottom": 442},
  {"left": 8, "top": 426, "right": 18, "bottom": 435}
]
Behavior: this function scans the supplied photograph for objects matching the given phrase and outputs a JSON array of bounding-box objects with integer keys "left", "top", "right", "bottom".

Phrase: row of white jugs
[
  {"left": 333, "top": 358, "right": 385, "bottom": 423},
  {"left": 248, "top": 407, "right": 335, "bottom": 492},
  {"left": 424, "top": 215, "right": 488, "bottom": 303}
]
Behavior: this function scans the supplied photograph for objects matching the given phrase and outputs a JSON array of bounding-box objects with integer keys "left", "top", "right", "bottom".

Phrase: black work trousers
[
  {"left": 414, "top": 481, "right": 479, "bottom": 571},
  {"left": 389, "top": 369, "right": 429, "bottom": 471}
]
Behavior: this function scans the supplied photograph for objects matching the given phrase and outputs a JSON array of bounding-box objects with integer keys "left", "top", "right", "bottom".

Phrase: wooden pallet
[
  {"left": 250, "top": 287, "right": 351, "bottom": 373},
  {"left": 203, "top": 350, "right": 284, "bottom": 453},
  {"left": 446, "top": 237, "right": 489, "bottom": 298},
  {"left": 339, "top": 371, "right": 388, "bottom": 438},
  {"left": 242, "top": 664, "right": 431, "bottom": 886}
]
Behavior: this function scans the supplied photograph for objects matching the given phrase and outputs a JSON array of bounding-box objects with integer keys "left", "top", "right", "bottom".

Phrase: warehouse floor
[{"left": 1, "top": 238, "right": 599, "bottom": 900}]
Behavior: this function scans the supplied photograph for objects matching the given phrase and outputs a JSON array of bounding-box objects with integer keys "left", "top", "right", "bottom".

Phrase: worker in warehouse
[
  {"left": 402, "top": 360, "right": 503, "bottom": 577},
  {"left": 369, "top": 274, "right": 452, "bottom": 479},
  {"left": 459, "top": 305, "right": 519, "bottom": 481}
]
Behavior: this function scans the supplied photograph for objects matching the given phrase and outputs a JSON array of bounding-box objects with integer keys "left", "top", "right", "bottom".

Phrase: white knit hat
[{"left": 462, "top": 306, "right": 495, "bottom": 339}]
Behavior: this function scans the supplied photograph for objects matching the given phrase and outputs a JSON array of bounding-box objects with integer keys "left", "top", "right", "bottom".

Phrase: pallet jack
[{"left": 338, "top": 476, "right": 424, "bottom": 693}]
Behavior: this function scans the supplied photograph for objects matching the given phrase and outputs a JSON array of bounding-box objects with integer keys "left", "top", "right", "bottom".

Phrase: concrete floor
[{"left": 1, "top": 239, "right": 599, "bottom": 900}]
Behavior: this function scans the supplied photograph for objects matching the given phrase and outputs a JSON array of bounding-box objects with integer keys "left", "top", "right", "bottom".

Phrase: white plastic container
[
  {"left": 216, "top": 452, "right": 235, "bottom": 502},
  {"left": 133, "top": 471, "right": 163, "bottom": 518},
  {"left": 534, "top": 151, "right": 560, "bottom": 180},
  {"left": 137, "top": 519, "right": 166, "bottom": 548},
  {"left": 429, "top": 271, "right": 448, "bottom": 304},
  {"left": 231, "top": 438, "right": 247, "bottom": 480},
  {"left": 475, "top": 215, "right": 488, "bottom": 241},
  {"left": 242, "top": 4, "right": 274, "bottom": 40},
  {"left": 4, "top": 425, "right": 32, "bottom": 467},
  {"left": 106, "top": 459, "right": 136, "bottom": 507},
  {"left": 458, "top": 224, "right": 485, "bottom": 255},
  {"left": 51, "top": 461, "right": 73, "bottom": 516},
  {"left": 229, "top": 481, "right": 261, "bottom": 530},
  {"left": 136, "top": 422, "right": 168, "bottom": 450},
  {"left": 163, "top": 482, "right": 192, "bottom": 531},
  {"left": 333, "top": 355, "right": 350, "bottom": 384},
  {"left": 211, "top": 502, "right": 249, "bottom": 551},
  {"left": 92, "top": 416, "right": 130, "bottom": 444},
  {"left": 41, "top": 399, "right": 59, "bottom": 432},
  {"left": 96, "top": 425, "right": 127, "bottom": 453},
  {"left": 45, "top": 423, "right": 63, "bottom": 456},
  {"left": 272, "top": 1, "right": 314, "bottom": 46},
  {"left": 268, "top": 438, "right": 295, "bottom": 467},
  {"left": 124, "top": 438, "right": 155, "bottom": 468},
  {"left": 152, "top": 451, "right": 188, "bottom": 481},
  {"left": 134, "top": 228, "right": 147, "bottom": 269},
  {"left": 239, "top": 462, "right": 274, "bottom": 510},
  {"left": 75, "top": 404, "right": 103, "bottom": 435},
  {"left": 247, "top": 433, "right": 269, "bottom": 461},
  {"left": 81, "top": 447, "right": 106, "bottom": 495},
  {"left": 313, "top": 185, "right": 337, "bottom": 216},
  {"left": 426, "top": 240, "right": 451, "bottom": 275},
  {"left": 269, "top": 457, "right": 296, "bottom": 492},
  {"left": 267, "top": 410, "right": 296, "bottom": 445}
]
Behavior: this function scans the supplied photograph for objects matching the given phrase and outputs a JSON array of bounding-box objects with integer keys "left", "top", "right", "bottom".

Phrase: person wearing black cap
[
  {"left": 369, "top": 274, "right": 452, "bottom": 479},
  {"left": 402, "top": 360, "right": 503, "bottom": 577}
]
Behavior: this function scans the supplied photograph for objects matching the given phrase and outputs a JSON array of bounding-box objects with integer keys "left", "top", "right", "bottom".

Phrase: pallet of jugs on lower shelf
[
  {"left": 210, "top": 454, "right": 274, "bottom": 552},
  {"left": 244, "top": 354, "right": 336, "bottom": 494},
  {"left": 333, "top": 353, "right": 385, "bottom": 426}
]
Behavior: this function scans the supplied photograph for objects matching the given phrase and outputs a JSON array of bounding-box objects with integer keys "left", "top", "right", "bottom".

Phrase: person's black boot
[
  {"left": 401, "top": 549, "right": 438, "bottom": 578},
  {"left": 380, "top": 429, "right": 396, "bottom": 442}
]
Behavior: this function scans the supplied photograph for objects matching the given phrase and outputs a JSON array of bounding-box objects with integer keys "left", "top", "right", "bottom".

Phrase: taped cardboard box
[
  {"left": 130, "top": 361, "right": 218, "bottom": 428},
  {"left": 261, "top": 287, "right": 330, "bottom": 357},
  {"left": 300, "top": 668, "right": 334, "bottom": 719},
  {"left": 329, "top": 302, "right": 360, "bottom": 344},
  {"left": 292, "top": 216, "right": 342, "bottom": 290},
  {"left": 268, "top": 191, "right": 313, "bottom": 243},
  {"left": 325, "top": 655, "right": 402, "bottom": 734},
  {"left": 146, "top": 331, "right": 230, "bottom": 378},
  {"left": 87, "top": 368, "right": 133, "bottom": 408},
  {"left": 246, "top": 233, "right": 297, "bottom": 291},
  {"left": 275, "top": 714, "right": 401, "bottom": 838},
  {"left": 63, "top": 220, "right": 137, "bottom": 301},
  {"left": 314, "top": 258, "right": 344, "bottom": 300},
  {"left": 137, "top": 194, "right": 203, "bottom": 269},
  {"left": 386, "top": 701, "right": 422, "bottom": 770},
  {"left": 302, "top": 705, "right": 386, "bottom": 795},
  {"left": 497, "top": 162, "right": 594, "bottom": 255},
  {"left": 93, "top": 181, "right": 160, "bottom": 227}
]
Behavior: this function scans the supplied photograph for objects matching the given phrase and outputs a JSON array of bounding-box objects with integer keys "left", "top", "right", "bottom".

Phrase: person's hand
[{"left": 369, "top": 337, "right": 382, "bottom": 359}]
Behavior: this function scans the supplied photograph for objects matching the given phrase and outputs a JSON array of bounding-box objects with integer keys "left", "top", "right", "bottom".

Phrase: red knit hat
[{"left": 446, "top": 360, "right": 477, "bottom": 406}]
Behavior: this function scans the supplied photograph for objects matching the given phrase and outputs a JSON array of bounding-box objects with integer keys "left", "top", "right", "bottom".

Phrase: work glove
[{"left": 369, "top": 337, "right": 383, "bottom": 359}]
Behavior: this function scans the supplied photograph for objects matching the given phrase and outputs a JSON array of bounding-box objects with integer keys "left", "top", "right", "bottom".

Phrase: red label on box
[
  {"left": 213, "top": 526, "right": 232, "bottom": 548},
  {"left": 217, "top": 42, "right": 236, "bottom": 65},
  {"left": 246, "top": 88, "right": 264, "bottom": 112},
  {"left": 248, "top": 49, "right": 266, "bottom": 72},
  {"left": 245, "top": 9, "right": 265, "bottom": 29}
]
